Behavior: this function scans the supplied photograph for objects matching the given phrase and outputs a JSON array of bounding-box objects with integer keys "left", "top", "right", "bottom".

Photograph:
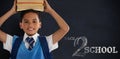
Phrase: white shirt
[{"left": 3, "top": 33, "right": 58, "bottom": 52}]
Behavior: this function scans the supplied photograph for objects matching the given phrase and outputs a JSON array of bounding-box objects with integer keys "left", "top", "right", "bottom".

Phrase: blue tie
[{"left": 26, "top": 37, "right": 35, "bottom": 50}]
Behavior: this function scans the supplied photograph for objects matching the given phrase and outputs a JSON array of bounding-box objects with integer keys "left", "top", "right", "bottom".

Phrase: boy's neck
[{"left": 25, "top": 33, "right": 38, "bottom": 37}]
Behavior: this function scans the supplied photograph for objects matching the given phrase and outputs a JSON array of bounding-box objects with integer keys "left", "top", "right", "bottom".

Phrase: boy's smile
[{"left": 20, "top": 12, "right": 41, "bottom": 36}]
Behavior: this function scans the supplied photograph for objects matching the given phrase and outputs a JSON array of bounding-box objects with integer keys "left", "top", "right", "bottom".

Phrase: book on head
[{"left": 17, "top": 0, "right": 44, "bottom": 11}]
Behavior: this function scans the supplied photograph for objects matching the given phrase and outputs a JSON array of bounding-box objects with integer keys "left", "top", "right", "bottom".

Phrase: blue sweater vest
[{"left": 11, "top": 35, "right": 52, "bottom": 59}]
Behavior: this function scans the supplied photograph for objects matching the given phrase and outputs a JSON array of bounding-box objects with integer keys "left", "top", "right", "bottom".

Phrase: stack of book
[{"left": 17, "top": 0, "right": 44, "bottom": 11}]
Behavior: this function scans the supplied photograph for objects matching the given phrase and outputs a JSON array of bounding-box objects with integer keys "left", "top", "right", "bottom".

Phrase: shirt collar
[{"left": 23, "top": 33, "right": 39, "bottom": 43}]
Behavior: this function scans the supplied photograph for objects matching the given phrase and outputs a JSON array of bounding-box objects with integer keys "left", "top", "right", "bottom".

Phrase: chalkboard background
[{"left": 0, "top": 0, "right": 120, "bottom": 59}]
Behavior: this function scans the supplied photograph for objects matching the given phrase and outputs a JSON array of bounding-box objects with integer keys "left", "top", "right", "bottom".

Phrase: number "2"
[{"left": 72, "top": 36, "right": 87, "bottom": 57}]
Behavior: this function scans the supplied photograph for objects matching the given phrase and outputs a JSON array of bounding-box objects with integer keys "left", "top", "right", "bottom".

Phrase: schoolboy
[{"left": 0, "top": 0, "right": 69, "bottom": 59}]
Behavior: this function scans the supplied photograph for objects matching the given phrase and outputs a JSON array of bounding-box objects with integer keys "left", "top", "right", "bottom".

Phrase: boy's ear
[
  {"left": 39, "top": 22, "right": 42, "bottom": 29},
  {"left": 19, "top": 23, "right": 23, "bottom": 29}
]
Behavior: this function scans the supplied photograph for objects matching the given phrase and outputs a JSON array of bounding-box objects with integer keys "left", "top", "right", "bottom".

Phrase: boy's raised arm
[
  {"left": 44, "top": 0, "right": 70, "bottom": 44},
  {"left": 0, "top": 0, "right": 16, "bottom": 27},
  {"left": 0, "top": 0, "right": 16, "bottom": 43}
]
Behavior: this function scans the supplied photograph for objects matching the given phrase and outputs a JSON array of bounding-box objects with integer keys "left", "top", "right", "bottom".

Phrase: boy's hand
[
  {"left": 44, "top": 0, "right": 54, "bottom": 13},
  {"left": 10, "top": 0, "right": 17, "bottom": 14}
]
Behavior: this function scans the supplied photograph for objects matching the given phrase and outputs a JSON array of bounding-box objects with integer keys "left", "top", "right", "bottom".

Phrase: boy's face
[{"left": 20, "top": 12, "right": 41, "bottom": 36}]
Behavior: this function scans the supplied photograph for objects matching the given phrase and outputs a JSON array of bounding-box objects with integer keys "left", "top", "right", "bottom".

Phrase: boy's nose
[{"left": 28, "top": 23, "right": 33, "bottom": 27}]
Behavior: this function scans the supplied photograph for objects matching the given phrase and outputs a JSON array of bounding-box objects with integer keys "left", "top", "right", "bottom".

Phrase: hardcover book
[{"left": 17, "top": 0, "right": 44, "bottom": 11}]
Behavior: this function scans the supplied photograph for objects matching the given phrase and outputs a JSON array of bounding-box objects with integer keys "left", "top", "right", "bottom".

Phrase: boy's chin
[{"left": 26, "top": 33, "right": 36, "bottom": 36}]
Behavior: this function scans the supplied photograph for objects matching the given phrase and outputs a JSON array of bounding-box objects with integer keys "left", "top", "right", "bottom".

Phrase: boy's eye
[
  {"left": 32, "top": 19, "right": 38, "bottom": 23},
  {"left": 24, "top": 21, "right": 28, "bottom": 23},
  {"left": 33, "top": 20, "right": 37, "bottom": 23},
  {"left": 22, "top": 19, "right": 29, "bottom": 23}
]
